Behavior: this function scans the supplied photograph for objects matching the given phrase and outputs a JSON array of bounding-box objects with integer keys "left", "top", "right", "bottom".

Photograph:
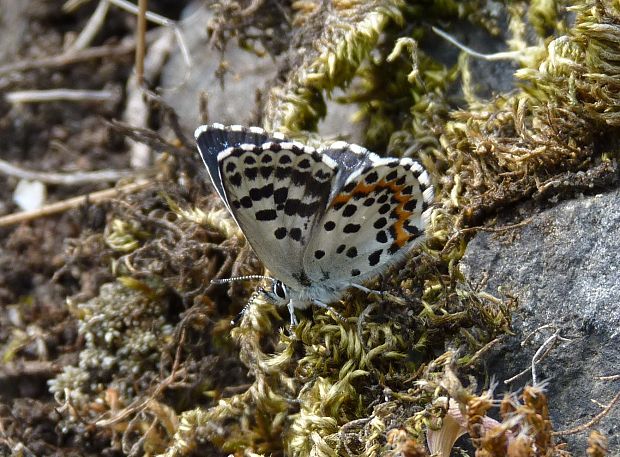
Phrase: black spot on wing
[
  {"left": 260, "top": 167, "right": 273, "bottom": 179},
  {"left": 274, "top": 187, "right": 288, "bottom": 204},
  {"left": 368, "top": 249, "right": 382, "bottom": 266},
  {"left": 274, "top": 227, "right": 287, "bottom": 239},
  {"left": 284, "top": 199, "right": 321, "bottom": 218},
  {"left": 240, "top": 196, "right": 252, "bottom": 208},
  {"left": 403, "top": 199, "right": 418, "bottom": 212},
  {"left": 229, "top": 173, "right": 242, "bottom": 187},
  {"left": 363, "top": 197, "right": 375, "bottom": 207},
  {"left": 385, "top": 170, "right": 398, "bottom": 181},
  {"left": 374, "top": 217, "right": 387, "bottom": 229},
  {"left": 376, "top": 230, "right": 388, "bottom": 243},
  {"left": 255, "top": 209, "right": 277, "bottom": 221},
  {"left": 249, "top": 184, "right": 274, "bottom": 201},
  {"left": 343, "top": 223, "right": 361, "bottom": 233},
  {"left": 343, "top": 204, "right": 357, "bottom": 217},
  {"left": 365, "top": 171, "right": 379, "bottom": 183},
  {"left": 289, "top": 227, "right": 302, "bottom": 241}
]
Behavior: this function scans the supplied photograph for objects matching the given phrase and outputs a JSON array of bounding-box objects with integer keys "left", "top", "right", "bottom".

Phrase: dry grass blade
[
  {"left": 0, "top": 180, "right": 150, "bottom": 227},
  {"left": 0, "top": 158, "right": 137, "bottom": 185}
]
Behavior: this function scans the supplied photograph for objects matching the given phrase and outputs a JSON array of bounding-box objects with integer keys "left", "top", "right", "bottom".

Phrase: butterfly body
[{"left": 195, "top": 124, "right": 434, "bottom": 323}]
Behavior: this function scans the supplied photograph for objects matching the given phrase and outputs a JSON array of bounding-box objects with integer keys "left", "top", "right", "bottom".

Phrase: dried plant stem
[
  {"left": 503, "top": 328, "right": 571, "bottom": 385},
  {"left": 432, "top": 26, "right": 525, "bottom": 61},
  {"left": 530, "top": 330, "right": 568, "bottom": 385},
  {"left": 0, "top": 159, "right": 136, "bottom": 185},
  {"left": 0, "top": 41, "right": 135, "bottom": 76},
  {"left": 464, "top": 337, "right": 502, "bottom": 367},
  {"left": 6, "top": 89, "right": 117, "bottom": 104},
  {"left": 553, "top": 389, "right": 620, "bottom": 436},
  {"left": 109, "top": 0, "right": 173, "bottom": 27},
  {"left": 66, "top": 0, "right": 110, "bottom": 53},
  {"left": 108, "top": 0, "right": 191, "bottom": 72},
  {"left": 595, "top": 374, "right": 620, "bottom": 381},
  {"left": 123, "top": 28, "right": 176, "bottom": 168},
  {"left": 96, "top": 325, "right": 188, "bottom": 428},
  {"left": 0, "top": 180, "right": 150, "bottom": 228},
  {"left": 135, "top": 0, "right": 148, "bottom": 86}
]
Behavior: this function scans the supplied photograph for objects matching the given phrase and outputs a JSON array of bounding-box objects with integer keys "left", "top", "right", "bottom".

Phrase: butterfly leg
[
  {"left": 350, "top": 283, "right": 407, "bottom": 306},
  {"left": 312, "top": 300, "right": 345, "bottom": 322},
  {"left": 287, "top": 302, "right": 299, "bottom": 327},
  {"left": 350, "top": 283, "right": 375, "bottom": 294}
]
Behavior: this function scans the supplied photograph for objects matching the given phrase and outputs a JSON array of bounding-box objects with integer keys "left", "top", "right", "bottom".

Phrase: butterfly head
[{"left": 262, "top": 279, "right": 290, "bottom": 306}]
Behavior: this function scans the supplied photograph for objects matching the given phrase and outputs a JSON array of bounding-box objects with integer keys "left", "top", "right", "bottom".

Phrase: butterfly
[{"left": 195, "top": 124, "right": 434, "bottom": 325}]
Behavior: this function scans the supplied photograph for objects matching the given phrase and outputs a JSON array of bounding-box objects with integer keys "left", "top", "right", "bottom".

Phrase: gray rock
[
  {"left": 460, "top": 189, "right": 620, "bottom": 455},
  {"left": 160, "top": 3, "right": 367, "bottom": 144},
  {"left": 160, "top": 2, "right": 281, "bottom": 132},
  {"left": 0, "top": 0, "right": 29, "bottom": 64}
]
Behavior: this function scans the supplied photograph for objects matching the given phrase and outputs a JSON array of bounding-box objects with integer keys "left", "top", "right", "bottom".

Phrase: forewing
[
  {"left": 303, "top": 146, "right": 433, "bottom": 285},
  {"left": 195, "top": 124, "right": 285, "bottom": 207},
  {"left": 213, "top": 141, "right": 338, "bottom": 289}
]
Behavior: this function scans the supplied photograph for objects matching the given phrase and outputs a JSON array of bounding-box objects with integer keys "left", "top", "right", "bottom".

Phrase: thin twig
[
  {"left": 0, "top": 360, "right": 62, "bottom": 378},
  {"left": 432, "top": 26, "right": 525, "bottom": 61},
  {"left": 6, "top": 89, "right": 118, "bottom": 104},
  {"left": 109, "top": 0, "right": 173, "bottom": 26},
  {"left": 143, "top": 90, "right": 194, "bottom": 149},
  {"left": 108, "top": 0, "right": 191, "bottom": 76},
  {"left": 62, "top": 0, "right": 90, "bottom": 12},
  {"left": 0, "top": 180, "right": 150, "bottom": 227},
  {"left": 123, "top": 28, "right": 176, "bottom": 168},
  {"left": 521, "top": 323, "right": 556, "bottom": 346},
  {"left": 531, "top": 330, "right": 567, "bottom": 385},
  {"left": 553, "top": 389, "right": 620, "bottom": 436},
  {"left": 595, "top": 374, "right": 620, "bottom": 381},
  {"left": 96, "top": 326, "right": 188, "bottom": 428},
  {"left": 464, "top": 337, "right": 502, "bottom": 367},
  {"left": 66, "top": 0, "right": 110, "bottom": 53},
  {"left": 135, "top": 0, "right": 148, "bottom": 86},
  {"left": 108, "top": 119, "right": 190, "bottom": 155},
  {"left": 0, "top": 158, "right": 136, "bottom": 185},
  {"left": 441, "top": 217, "right": 533, "bottom": 256},
  {"left": 503, "top": 327, "right": 571, "bottom": 385},
  {"left": 0, "top": 41, "right": 135, "bottom": 76}
]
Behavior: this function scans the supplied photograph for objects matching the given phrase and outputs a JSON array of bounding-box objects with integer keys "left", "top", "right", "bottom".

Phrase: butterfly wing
[
  {"left": 195, "top": 124, "right": 339, "bottom": 290},
  {"left": 302, "top": 144, "right": 433, "bottom": 288},
  {"left": 195, "top": 124, "right": 285, "bottom": 209}
]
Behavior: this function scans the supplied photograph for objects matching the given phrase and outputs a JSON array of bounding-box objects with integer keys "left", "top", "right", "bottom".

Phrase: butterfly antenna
[{"left": 211, "top": 275, "right": 275, "bottom": 285}]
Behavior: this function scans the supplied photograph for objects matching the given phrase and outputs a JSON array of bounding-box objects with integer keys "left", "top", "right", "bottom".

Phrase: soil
[{"left": 0, "top": 1, "right": 194, "bottom": 454}]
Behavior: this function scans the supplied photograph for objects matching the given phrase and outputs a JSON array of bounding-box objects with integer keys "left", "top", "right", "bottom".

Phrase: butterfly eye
[{"left": 273, "top": 281, "right": 287, "bottom": 299}]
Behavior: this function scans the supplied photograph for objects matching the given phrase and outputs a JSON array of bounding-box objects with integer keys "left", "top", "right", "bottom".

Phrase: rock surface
[
  {"left": 161, "top": 3, "right": 366, "bottom": 144},
  {"left": 160, "top": 2, "right": 281, "bottom": 132},
  {"left": 460, "top": 188, "right": 620, "bottom": 454}
]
